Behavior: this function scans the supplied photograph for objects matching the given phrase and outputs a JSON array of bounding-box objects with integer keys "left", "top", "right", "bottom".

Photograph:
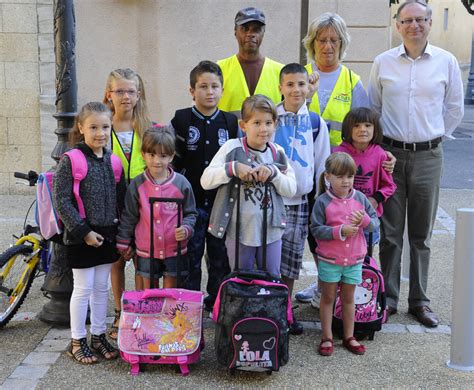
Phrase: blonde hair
[
  {"left": 318, "top": 152, "right": 357, "bottom": 195},
  {"left": 103, "top": 68, "right": 151, "bottom": 139},
  {"left": 69, "top": 102, "right": 112, "bottom": 146},
  {"left": 303, "top": 13, "right": 350, "bottom": 63}
]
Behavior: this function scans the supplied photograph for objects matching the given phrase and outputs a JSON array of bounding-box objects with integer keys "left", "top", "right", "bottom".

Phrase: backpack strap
[
  {"left": 110, "top": 154, "right": 123, "bottom": 183},
  {"left": 64, "top": 149, "right": 88, "bottom": 219},
  {"left": 267, "top": 142, "right": 278, "bottom": 161},
  {"left": 309, "top": 111, "right": 321, "bottom": 142}
]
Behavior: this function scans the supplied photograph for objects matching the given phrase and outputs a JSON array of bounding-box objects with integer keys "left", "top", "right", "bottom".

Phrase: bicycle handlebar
[{"left": 14, "top": 171, "right": 39, "bottom": 186}]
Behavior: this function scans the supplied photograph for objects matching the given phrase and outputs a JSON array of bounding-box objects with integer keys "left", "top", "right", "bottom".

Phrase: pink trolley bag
[
  {"left": 118, "top": 197, "right": 204, "bottom": 376},
  {"left": 332, "top": 233, "right": 387, "bottom": 340},
  {"left": 212, "top": 181, "right": 293, "bottom": 375}
]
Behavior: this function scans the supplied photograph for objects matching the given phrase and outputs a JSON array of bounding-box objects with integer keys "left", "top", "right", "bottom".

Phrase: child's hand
[
  {"left": 175, "top": 226, "right": 187, "bottom": 241},
  {"left": 307, "top": 71, "right": 320, "bottom": 99},
  {"left": 342, "top": 224, "right": 359, "bottom": 238},
  {"left": 349, "top": 210, "right": 365, "bottom": 226},
  {"left": 250, "top": 165, "right": 272, "bottom": 183},
  {"left": 118, "top": 247, "right": 134, "bottom": 260},
  {"left": 84, "top": 231, "right": 104, "bottom": 247},
  {"left": 368, "top": 197, "right": 378, "bottom": 211},
  {"left": 236, "top": 162, "right": 253, "bottom": 182}
]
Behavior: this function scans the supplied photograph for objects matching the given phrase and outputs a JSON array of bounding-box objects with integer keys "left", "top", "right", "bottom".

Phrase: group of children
[{"left": 52, "top": 59, "right": 395, "bottom": 364}]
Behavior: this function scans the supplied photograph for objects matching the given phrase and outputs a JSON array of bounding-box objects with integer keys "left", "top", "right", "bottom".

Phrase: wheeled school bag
[
  {"left": 332, "top": 234, "right": 387, "bottom": 340},
  {"left": 212, "top": 181, "right": 293, "bottom": 374},
  {"left": 118, "top": 197, "right": 204, "bottom": 376},
  {"left": 35, "top": 149, "right": 122, "bottom": 240}
]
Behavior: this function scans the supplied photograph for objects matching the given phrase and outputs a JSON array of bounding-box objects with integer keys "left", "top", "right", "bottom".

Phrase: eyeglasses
[
  {"left": 316, "top": 38, "right": 341, "bottom": 47},
  {"left": 111, "top": 89, "right": 138, "bottom": 97},
  {"left": 399, "top": 17, "right": 429, "bottom": 25}
]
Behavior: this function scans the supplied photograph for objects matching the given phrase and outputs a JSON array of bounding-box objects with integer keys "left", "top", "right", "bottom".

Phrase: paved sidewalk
[{"left": 1, "top": 187, "right": 473, "bottom": 389}]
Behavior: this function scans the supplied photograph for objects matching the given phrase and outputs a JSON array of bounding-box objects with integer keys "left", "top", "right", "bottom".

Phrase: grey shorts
[{"left": 136, "top": 256, "right": 189, "bottom": 279}]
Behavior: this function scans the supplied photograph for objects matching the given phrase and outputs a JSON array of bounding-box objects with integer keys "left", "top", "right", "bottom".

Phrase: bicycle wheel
[{"left": 0, "top": 244, "right": 37, "bottom": 327}]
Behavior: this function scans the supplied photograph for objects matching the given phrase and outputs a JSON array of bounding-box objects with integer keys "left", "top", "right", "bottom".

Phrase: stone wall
[{"left": 0, "top": 0, "right": 46, "bottom": 194}]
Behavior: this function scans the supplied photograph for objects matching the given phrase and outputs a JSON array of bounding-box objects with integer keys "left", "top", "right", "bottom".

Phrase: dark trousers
[
  {"left": 380, "top": 145, "right": 443, "bottom": 309},
  {"left": 185, "top": 208, "right": 230, "bottom": 300}
]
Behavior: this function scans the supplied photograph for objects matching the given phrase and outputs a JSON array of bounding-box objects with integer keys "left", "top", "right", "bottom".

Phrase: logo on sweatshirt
[{"left": 187, "top": 126, "right": 200, "bottom": 151}]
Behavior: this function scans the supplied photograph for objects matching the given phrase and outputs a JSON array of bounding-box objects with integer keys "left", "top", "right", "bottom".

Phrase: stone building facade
[{"left": 0, "top": 0, "right": 471, "bottom": 194}]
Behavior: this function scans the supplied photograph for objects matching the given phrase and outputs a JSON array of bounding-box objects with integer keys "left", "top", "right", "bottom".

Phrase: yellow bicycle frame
[{"left": 0, "top": 234, "right": 41, "bottom": 304}]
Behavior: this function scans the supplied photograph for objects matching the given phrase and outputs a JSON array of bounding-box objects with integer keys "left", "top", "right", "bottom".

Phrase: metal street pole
[{"left": 39, "top": 0, "right": 77, "bottom": 325}]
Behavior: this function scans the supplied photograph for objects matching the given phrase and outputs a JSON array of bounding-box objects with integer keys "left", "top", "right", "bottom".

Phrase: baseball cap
[{"left": 235, "top": 7, "right": 266, "bottom": 26}]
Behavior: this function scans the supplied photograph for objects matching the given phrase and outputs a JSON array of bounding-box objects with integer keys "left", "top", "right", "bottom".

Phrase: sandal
[
  {"left": 318, "top": 338, "right": 334, "bottom": 356},
  {"left": 67, "top": 338, "right": 98, "bottom": 365},
  {"left": 108, "top": 309, "right": 121, "bottom": 340},
  {"left": 343, "top": 336, "right": 365, "bottom": 355},
  {"left": 91, "top": 333, "right": 119, "bottom": 360}
]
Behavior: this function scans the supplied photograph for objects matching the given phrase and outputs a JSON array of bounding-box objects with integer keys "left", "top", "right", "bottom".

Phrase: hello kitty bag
[{"left": 332, "top": 238, "right": 387, "bottom": 340}]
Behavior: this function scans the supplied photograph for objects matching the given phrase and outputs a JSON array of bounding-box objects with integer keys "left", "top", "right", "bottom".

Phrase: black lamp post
[{"left": 39, "top": 0, "right": 77, "bottom": 325}]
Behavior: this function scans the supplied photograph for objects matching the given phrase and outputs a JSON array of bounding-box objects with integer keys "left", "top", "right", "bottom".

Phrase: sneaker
[
  {"left": 295, "top": 281, "right": 318, "bottom": 303},
  {"left": 310, "top": 288, "right": 321, "bottom": 309},
  {"left": 289, "top": 320, "right": 304, "bottom": 335}
]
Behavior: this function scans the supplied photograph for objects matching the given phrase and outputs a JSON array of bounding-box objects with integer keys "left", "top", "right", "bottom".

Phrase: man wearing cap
[
  {"left": 218, "top": 7, "right": 283, "bottom": 116},
  {"left": 368, "top": 0, "right": 464, "bottom": 327}
]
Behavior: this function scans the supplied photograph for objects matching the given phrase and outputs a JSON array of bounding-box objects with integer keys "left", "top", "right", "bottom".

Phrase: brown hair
[
  {"left": 69, "top": 102, "right": 112, "bottom": 146},
  {"left": 341, "top": 107, "right": 383, "bottom": 145},
  {"left": 190, "top": 60, "right": 223, "bottom": 88},
  {"left": 103, "top": 68, "right": 151, "bottom": 139},
  {"left": 318, "top": 152, "right": 357, "bottom": 195},
  {"left": 141, "top": 126, "right": 176, "bottom": 156},
  {"left": 241, "top": 94, "right": 277, "bottom": 122}
]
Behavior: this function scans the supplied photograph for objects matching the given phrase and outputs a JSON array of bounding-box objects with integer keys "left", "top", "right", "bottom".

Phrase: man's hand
[
  {"left": 382, "top": 151, "right": 396, "bottom": 173},
  {"left": 84, "top": 231, "right": 104, "bottom": 247}
]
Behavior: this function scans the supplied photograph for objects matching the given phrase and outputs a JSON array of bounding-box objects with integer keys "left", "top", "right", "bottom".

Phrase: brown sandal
[
  {"left": 67, "top": 338, "right": 98, "bottom": 365},
  {"left": 91, "top": 333, "right": 118, "bottom": 360}
]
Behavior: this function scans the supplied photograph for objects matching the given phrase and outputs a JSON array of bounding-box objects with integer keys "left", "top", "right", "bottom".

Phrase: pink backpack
[
  {"left": 35, "top": 149, "right": 122, "bottom": 239},
  {"left": 118, "top": 288, "right": 204, "bottom": 376}
]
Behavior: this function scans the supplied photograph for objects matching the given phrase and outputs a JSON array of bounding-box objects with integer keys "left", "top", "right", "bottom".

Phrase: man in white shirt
[{"left": 368, "top": 0, "right": 464, "bottom": 327}]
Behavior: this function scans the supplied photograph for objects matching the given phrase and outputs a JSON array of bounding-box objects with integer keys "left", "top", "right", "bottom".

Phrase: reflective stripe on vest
[
  {"left": 218, "top": 55, "right": 283, "bottom": 113},
  {"left": 111, "top": 130, "right": 146, "bottom": 182},
  {"left": 305, "top": 64, "right": 360, "bottom": 146}
]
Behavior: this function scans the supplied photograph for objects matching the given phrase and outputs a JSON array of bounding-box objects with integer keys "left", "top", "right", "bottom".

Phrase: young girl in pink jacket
[
  {"left": 334, "top": 107, "right": 396, "bottom": 246},
  {"left": 310, "top": 152, "right": 379, "bottom": 357}
]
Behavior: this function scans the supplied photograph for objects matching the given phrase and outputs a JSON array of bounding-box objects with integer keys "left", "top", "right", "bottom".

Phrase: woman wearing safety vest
[
  {"left": 296, "top": 14, "right": 395, "bottom": 307},
  {"left": 103, "top": 68, "right": 152, "bottom": 340}
]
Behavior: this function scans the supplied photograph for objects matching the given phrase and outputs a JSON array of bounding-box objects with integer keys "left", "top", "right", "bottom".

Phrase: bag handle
[
  {"left": 149, "top": 197, "right": 185, "bottom": 287},
  {"left": 234, "top": 180, "right": 269, "bottom": 272}
]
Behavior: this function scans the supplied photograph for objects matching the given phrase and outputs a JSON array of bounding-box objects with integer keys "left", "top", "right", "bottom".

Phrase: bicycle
[{"left": 0, "top": 170, "right": 52, "bottom": 327}]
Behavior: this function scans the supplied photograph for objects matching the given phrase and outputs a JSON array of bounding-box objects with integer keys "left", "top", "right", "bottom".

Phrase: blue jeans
[{"left": 185, "top": 208, "right": 230, "bottom": 299}]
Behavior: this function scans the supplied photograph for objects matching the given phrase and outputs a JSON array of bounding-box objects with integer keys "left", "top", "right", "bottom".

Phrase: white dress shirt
[{"left": 368, "top": 43, "right": 464, "bottom": 143}]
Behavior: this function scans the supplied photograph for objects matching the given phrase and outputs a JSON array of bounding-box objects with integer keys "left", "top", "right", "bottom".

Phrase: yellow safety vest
[
  {"left": 305, "top": 64, "right": 360, "bottom": 146},
  {"left": 218, "top": 55, "right": 283, "bottom": 113},
  {"left": 111, "top": 130, "right": 146, "bottom": 182}
]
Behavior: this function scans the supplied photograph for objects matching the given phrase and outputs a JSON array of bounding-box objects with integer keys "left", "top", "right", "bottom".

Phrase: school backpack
[
  {"left": 212, "top": 181, "right": 293, "bottom": 375},
  {"left": 332, "top": 242, "right": 387, "bottom": 340},
  {"left": 118, "top": 197, "right": 204, "bottom": 376},
  {"left": 35, "top": 149, "right": 122, "bottom": 240}
]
